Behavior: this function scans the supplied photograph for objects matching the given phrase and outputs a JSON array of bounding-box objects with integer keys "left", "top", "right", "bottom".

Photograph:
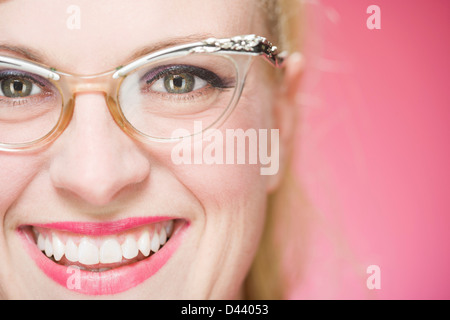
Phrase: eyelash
[
  {"left": 144, "top": 65, "right": 233, "bottom": 90},
  {"left": 0, "top": 69, "right": 48, "bottom": 85}
]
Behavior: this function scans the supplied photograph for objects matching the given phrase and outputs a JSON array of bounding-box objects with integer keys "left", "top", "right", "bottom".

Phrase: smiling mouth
[
  {"left": 18, "top": 217, "right": 187, "bottom": 295},
  {"left": 25, "top": 220, "right": 175, "bottom": 272}
]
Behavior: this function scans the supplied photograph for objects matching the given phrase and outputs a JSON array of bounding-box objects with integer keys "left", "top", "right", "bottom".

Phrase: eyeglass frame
[{"left": 0, "top": 34, "right": 287, "bottom": 152}]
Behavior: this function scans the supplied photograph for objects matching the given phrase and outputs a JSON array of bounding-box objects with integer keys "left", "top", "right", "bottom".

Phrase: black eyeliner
[
  {"left": 145, "top": 65, "right": 234, "bottom": 89},
  {"left": 0, "top": 69, "right": 50, "bottom": 88}
]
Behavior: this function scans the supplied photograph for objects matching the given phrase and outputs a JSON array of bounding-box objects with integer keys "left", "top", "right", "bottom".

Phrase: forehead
[{"left": 0, "top": 0, "right": 266, "bottom": 73}]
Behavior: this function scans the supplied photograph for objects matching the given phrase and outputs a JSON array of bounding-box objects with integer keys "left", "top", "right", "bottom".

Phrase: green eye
[
  {"left": 0, "top": 77, "right": 41, "bottom": 98},
  {"left": 163, "top": 73, "right": 195, "bottom": 94},
  {"left": 145, "top": 65, "right": 228, "bottom": 95}
]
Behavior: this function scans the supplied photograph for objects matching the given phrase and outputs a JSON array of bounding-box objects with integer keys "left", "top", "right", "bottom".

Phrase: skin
[{"left": 0, "top": 0, "right": 301, "bottom": 299}]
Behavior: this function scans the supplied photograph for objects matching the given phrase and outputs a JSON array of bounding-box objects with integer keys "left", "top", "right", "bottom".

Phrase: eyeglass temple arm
[
  {"left": 191, "top": 35, "right": 287, "bottom": 68},
  {"left": 113, "top": 34, "right": 287, "bottom": 78},
  {"left": 0, "top": 56, "right": 61, "bottom": 80}
]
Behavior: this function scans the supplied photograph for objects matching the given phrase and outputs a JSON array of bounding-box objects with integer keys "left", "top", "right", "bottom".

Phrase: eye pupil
[
  {"left": 13, "top": 80, "right": 25, "bottom": 93},
  {"left": 172, "top": 76, "right": 184, "bottom": 88}
]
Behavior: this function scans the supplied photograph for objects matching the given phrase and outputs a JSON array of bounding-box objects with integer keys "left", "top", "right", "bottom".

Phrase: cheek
[
  {"left": 155, "top": 93, "right": 270, "bottom": 228},
  {"left": 177, "top": 161, "right": 265, "bottom": 209},
  {"left": 162, "top": 92, "right": 273, "bottom": 210},
  {"left": 0, "top": 154, "right": 45, "bottom": 214}
]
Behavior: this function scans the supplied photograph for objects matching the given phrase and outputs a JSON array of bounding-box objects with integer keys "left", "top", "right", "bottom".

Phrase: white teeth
[
  {"left": 151, "top": 232, "right": 160, "bottom": 253},
  {"left": 99, "top": 239, "right": 122, "bottom": 264},
  {"left": 34, "top": 220, "right": 175, "bottom": 267},
  {"left": 137, "top": 230, "right": 151, "bottom": 257},
  {"left": 44, "top": 237, "right": 53, "bottom": 257},
  {"left": 121, "top": 235, "right": 139, "bottom": 260},
  {"left": 52, "top": 234, "right": 65, "bottom": 262},
  {"left": 165, "top": 220, "right": 174, "bottom": 237},
  {"left": 37, "top": 233, "right": 46, "bottom": 251},
  {"left": 65, "top": 239, "right": 78, "bottom": 262},
  {"left": 159, "top": 227, "right": 167, "bottom": 246},
  {"left": 78, "top": 238, "right": 99, "bottom": 265}
]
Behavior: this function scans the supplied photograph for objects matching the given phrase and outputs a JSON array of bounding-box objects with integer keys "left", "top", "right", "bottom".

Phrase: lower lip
[{"left": 18, "top": 220, "right": 187, "bottom": 296}]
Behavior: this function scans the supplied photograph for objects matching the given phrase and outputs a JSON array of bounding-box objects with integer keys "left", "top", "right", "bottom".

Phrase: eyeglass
[{"left": 0, "top": 34, "right": 286, "bottom": 152}]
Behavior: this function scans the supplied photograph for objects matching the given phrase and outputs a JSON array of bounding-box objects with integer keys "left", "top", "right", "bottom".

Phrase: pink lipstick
[{"left": 18, "top": 217, "right": 187, "bottom": 295}]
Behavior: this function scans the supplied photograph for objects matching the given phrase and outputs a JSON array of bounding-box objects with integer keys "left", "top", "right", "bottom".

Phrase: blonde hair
[
  {"left": 259, "top": 0, "right": 303, "bottom": 52},
  {"left": 244, "top": 0, "right": 306, "bottom": 300}
]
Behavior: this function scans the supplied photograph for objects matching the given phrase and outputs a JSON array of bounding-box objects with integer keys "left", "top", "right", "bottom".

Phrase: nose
[{"left": 49, "top": 93, "right": 150, "bottom": 206}]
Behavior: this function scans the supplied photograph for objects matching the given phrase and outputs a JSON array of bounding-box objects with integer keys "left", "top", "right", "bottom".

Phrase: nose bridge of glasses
[
  {"left": 62, "top": 72, "right": 127, "bottom": 133},
  {"left": 65, "top": 71, "right": 117, "bottom": 94}
]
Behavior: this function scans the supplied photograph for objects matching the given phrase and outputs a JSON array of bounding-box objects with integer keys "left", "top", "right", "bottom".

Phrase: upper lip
[{"left": 27, "top": 216, "right": 177, "bottom": 236}]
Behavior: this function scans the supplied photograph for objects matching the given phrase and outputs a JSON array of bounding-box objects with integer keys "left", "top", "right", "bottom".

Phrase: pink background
[{"left": 292, "top": 0, "right": 450, "bottom": 299}]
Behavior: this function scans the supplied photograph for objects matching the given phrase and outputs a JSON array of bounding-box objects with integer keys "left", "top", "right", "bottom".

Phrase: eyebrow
[
  {"left": 0, "top": 33, "right": 215, "bottom": 70},
  {"left": 0, "top": 44, "right": 45, "bottom": 63}
]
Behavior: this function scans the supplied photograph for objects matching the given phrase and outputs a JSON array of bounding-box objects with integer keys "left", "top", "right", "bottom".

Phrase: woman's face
[{"left": 0, "top": 0, "right": 281, "bottom": 299}]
